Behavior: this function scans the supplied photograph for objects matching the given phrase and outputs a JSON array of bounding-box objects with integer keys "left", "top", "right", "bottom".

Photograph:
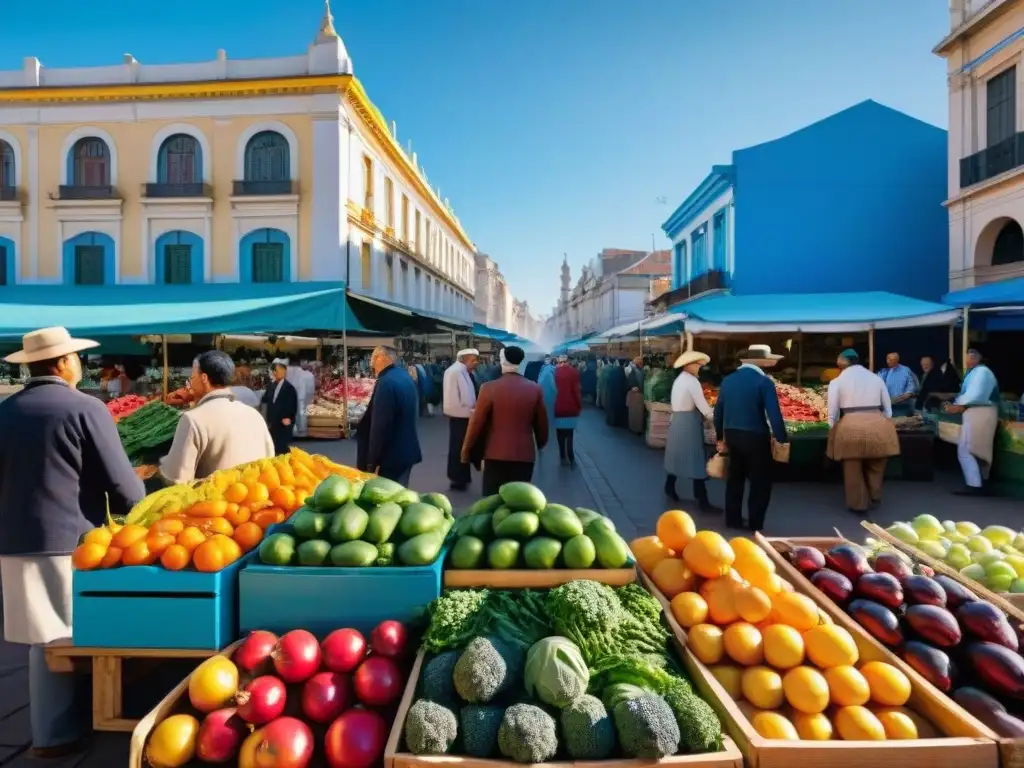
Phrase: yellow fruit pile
[{"left": 632, "top": 511, "right": 929, "bottom": 742}]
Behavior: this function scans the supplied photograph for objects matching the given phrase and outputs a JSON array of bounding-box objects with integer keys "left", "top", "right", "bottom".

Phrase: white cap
[{"left": 456, "top": 348, "right": 479, "bottom": 359}]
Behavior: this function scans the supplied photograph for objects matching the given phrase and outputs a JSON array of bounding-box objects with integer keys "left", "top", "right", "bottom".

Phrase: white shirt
[
  {"left": 230, "top": 386, "right": 261, "bottom": 408},
  {"left": 273, "top": 379, "right": 285, "bottom": 403},
  {"left": 826, "top": 364, "right": 893, "bottom": 427},
  {"left": 670, "top": 372, "right": 714, "bottom": 419},
  {"left": 442, "top": 361, "right": 477, "bottom": 418}
]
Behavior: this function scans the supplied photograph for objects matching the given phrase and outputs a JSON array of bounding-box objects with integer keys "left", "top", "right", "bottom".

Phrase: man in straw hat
[
  {"left": 442, "top": 347, "right": 479, "bottom": 490},
  {"left": 664, "top": 349, "right": 720, "bottom": 512},
  {"left": 713, "top": 344, "right": 788, "bottom": 531},
  {"left": 825, "top": 348, "right": 900, "bottom": 514},
  {"left": 0, "top": 327, "right": 146, "bottom": 756}
]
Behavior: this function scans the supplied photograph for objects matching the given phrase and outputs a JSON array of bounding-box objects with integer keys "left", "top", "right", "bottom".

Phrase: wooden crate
[
  {"left": 638, "top": 565, "right": 998, "bottom": 768},
  {"left": 444, "top": 566, "right": 637, "bottom": 588},
  {"left": 756, "top": 535, "right": 1013, "bottom": 768},
  {"left": 44, "top": 640, "right": 220, "bottom": 733},
  {"left": 127, "top": 640, "right": 241, "bottom": 768},
  {"left": 384, "top": 650, "right": 745, "bottom": 768}
]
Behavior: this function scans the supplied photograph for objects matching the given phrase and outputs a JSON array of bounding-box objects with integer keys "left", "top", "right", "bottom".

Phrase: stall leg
[
  {"left": 161, "top": 336, "right": 169, "bottom": 399},
  {"left": 868, "top": 329, "right": 875, "bottom": 372}
]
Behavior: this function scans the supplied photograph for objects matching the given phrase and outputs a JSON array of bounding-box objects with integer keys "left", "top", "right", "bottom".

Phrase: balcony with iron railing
[
  {"left": 143, "top": 182, "right": 211, "bottom": 198},
  {"left": 648, "top": 269, "right": 730, "bottom": 312},
  {"left": 959, "top": 132, "right": 1024, "bottom": 188},
  {"left": 57, "top": 185, "right": 118, "bottom": 200},
  {"left": 231, "top": 180, "right": 296, "bottom": 196}
]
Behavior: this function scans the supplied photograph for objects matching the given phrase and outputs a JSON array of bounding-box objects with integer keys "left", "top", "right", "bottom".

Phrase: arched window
[
  {"left": 244, "top": 131, "right": 290, "bottom": 182},
  {"left": 72, "top": 138, "right": 110, "bottom": 187},
  {"left": 0, "top": 141, "right": 14, "bottom": 190},
  {"left": 158, "top": 134, "right": 199, "bottom": 185},
  {"left": 240, "top": 228, "right": 289, "bottom": 283},
  {"left": 992, "top": 220, "right": 1024, "bottom": 266}
]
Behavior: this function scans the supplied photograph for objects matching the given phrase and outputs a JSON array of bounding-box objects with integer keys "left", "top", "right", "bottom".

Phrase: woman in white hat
[{"left": 664, "top": 350, "right": 720, "bottom": 512}]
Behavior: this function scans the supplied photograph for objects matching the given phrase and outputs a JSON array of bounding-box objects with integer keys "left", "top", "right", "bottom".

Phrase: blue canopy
[
  {"left": 472, "top": 322, "right": 515, "bottom": 340},
  {"left": 0, "top": 282, "right": 368, "bottom": 340},
  {"left": 674, "top": 291, "right": 960, "bottom": 333},
  {"left": 942, "top": 277, "right": 1024, "bottom": 308}
]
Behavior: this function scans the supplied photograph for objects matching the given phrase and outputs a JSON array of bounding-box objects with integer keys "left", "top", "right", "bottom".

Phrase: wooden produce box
[
  {"left": 444, "top": 563, "right": 637, "bottom": 588},
  {"left": 638, "top": 564, "right": 998, "bottom": 768},
  {"left": 646, "top": 402, "right": 671, "bottom": 449},
  {"left": 384, "top": 649, "right": 745, "bottom": 768},
  {"left": 128, "top": 640, "right": 240, "bottom": 768},
  {"left": 755, "top": 535, "right": 1008, "bottom": 768},
  {"left": 72, "top": 547, "right": 259, "bottom": 650}
]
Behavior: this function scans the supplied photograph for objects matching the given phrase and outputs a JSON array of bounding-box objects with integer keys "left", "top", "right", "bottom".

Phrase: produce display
[
  {"left": 312, "top": 376, "right": 376, "bottom": 424},
  {"left": 107, "top": 394, "right": 149, "bottom": 421},
  {"left": 634, "top": 511, "right": 938, "bottom": 741},
  {"left": 880, "top": 516, "right": 1024, "bottom": 594},
  {"left": 71, "top": 450, "right": 372, "bottom": 573},
  {"left": 406, "top": 581, "right": 723, "bottom": 760},
  {"left": 447, "top": 482, "right": 632, "bottom": 571},
  {"left": 257, "top": 475, "right": 453, "bottom": 568},
  {"left": 144, "top": 620, "right": 410, "bottom": 768},
  {"left": 771, "top": 378, "right": 828, "bottom": 423},
  {"left": 787, "top": 538, "right": 1024, "bottom": 737},
  {"left": 117, "top": 400, "right": 182, "bottom": 462}
]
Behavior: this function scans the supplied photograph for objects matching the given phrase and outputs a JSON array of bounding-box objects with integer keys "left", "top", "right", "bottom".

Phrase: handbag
[
  {"left": 772, "top": 440, "right": 791, "bottom": 464},
  {"left": 706, "top": 452, "right": 727, "bottom": 479}
]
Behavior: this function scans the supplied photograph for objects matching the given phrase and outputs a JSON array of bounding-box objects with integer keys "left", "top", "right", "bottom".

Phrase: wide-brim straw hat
[
  {"left": 5, "top": 326, "right": 98, "bottom": 364},
  {"left": 673, "top": 350, "right": 711, "bottom": 369},
  {"left": 739, "top": 343, "right": 783, "bottom": 367}
]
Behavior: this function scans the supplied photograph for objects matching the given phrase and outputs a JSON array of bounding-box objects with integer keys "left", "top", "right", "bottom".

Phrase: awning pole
[
  {"left": 161, "top": 336, "right": 169, "bottom": 399},
  {"left": 342, "top": 321, "right": 350, "bottom": 441},
  {"left": 868, "top": 328, "right": 876, "bottom": 372},
  {"left": 961, "top": 307, "right": 970, "bottom": 371},
  {"left": 948, "top": 323, "right": 955, "bottom": 364},
  {"left": 797, "top": 333, "right": 803, "bottom": 385}
]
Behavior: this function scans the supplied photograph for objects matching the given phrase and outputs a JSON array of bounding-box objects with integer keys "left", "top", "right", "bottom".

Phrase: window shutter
[
  {"left": 987, "top": 67, "right": 1017, "bottom": 148},
  {"left": 0, "top": 245, "right": 7, "bottom": 286},
  {"left": 253, "top": 242, "right": 284, "bottom": 283},
  {"left": 164, "top": 244, "right": 193, "bottom": 284},
  {"left": 75, "top": 245, "right": 104, "bottom": 285}
]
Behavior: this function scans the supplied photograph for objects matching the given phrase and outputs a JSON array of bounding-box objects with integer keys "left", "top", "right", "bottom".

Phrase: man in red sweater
[{"left": 554, "top": 355, "right": 583, "bottom": 467}]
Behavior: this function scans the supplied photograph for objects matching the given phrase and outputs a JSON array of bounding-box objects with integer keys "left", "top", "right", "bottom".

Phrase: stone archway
[{"left": 975, "top": 216, "right": 1024, "bottom": 268}]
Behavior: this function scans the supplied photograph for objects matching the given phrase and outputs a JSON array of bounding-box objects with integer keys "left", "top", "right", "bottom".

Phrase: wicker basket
[{"left": 645, "top": 402, "right": 671, "bottom": 449}]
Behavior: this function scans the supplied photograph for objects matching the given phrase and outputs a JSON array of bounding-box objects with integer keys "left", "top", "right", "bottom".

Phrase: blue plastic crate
[
  {"left": 72, "top": 547, "right": 259, "bottom": 650},
  {"left": 238, "top": 546, "right": 447, "bottom": 638}
]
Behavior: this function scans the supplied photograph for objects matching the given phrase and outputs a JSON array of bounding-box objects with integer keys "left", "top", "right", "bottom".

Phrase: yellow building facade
[{"left": 0, "top": 4, "right": 475, "bottom": 321}]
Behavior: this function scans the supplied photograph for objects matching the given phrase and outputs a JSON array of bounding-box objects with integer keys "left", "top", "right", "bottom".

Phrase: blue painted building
[{"left": 661, "top": 100, "right": 949, "bottom": 304}]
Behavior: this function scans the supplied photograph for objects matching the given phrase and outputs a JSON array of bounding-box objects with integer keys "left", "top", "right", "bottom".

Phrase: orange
[
  {"left": 270, "top": 486, "right": 296, "bottom": 512},
  {"left": 874, "top": 708, "right": 919, "bottom": 740},
  {"left": 708, "top": 664, "right": 744, "bottom": 700},
  {"left": 682, "top": 531, "right": 735, "bottom": 579},
  {"left": 688, "top": 624, "right": 725, "bottom": 665},
  {"left": 804, "top": 625, "right": 858, "bottom": 669},
  {"left": 202, "top": 517, "right": 235, "bottom": 537},
  {"left": 650, "top": 557, "right": 696, "bottom": 598},
  {"left": 723, "top": 622, "right": 764, "bottom": 666},
  {"left": 670, "top": 592, "right": 709, "bottom": 628},
  {"left": 224, "top": 482, "right": 249, "bottom": 504},
  {"left": 112, "top": 524, "right": 149, "bottom": 549},
  {"left": 123, "top": 540, "right": 156, "bottom": 566},
  {"left": 733, "top": 550, "right": 777, "bottom": 592},
  {"left": 187, "top": 500, "right": 228, "bottom": 519},
  {"left": 210, "top": 534, "right": 243, "bottom": 563},
  {"left": 782, "top": 666, "right": 830, "bottom": 714},
  {"left": 146, "top": 532, "right": 176, "bottom": 557},
  {"left": 762, "top": 624, "right": 805, "bottom": 670},
  {"left": 177, "top": 526, "right": 208, "bottom": 552},
  {"left": 100, "top": 546, "right": 123, "bottom": 568},
  {"left": 150, "top": 518, "right": 185, "bottom": 536},
  {"left": 734, "top": 584, "right": 772, "bottom": 624},
  {"left": 792, "top": 711, "right": 834, "bottom": 741},
  {"left": 729, "top": 537, "right": 765, "bottom": 562},
  {"left": 833, "top": 705, "right": 885, "bottom": 741},
  {"left": 656, "top": 510, "right": 697, "bottom": 551},
  {"left": 83, "top": 527, "right": 113, "bottom": 547},
  {"left": 233, "top": 521, "right": 264, "bottom": 552},
  {"left": 825, "top": 666, "right": 870, "bottom": 707},
  {"left": 224, "top": 503, "right": 251, "bottom": 527},
  {"left": 258, "top": 465, "right": 281, "bottom": 491},
  {"left": 701, "top": 577, "right": 741, "bottom": 625},
  {"left": 859, "top": 661, "right": 911, "bottom": 707},
  {"left": 741, "top": 665, "right": 784, "bottom": 709},
  {"left": 161, "top": 544, "right": 191, "bottom": 571},
  {"left": 193, "top": 540, "right": 226, "bottom": 573},
  {"left": 629, "top": 536, "right": 674, "bottom": 575},
  {"left": 245, "top": 482, "right": 270, "bottom": 506},
  {"left": 72, "top": 542, "right": 106, "bottom": 571},
  {"left": 253, "top": 508, "right": 286, "bottom": 529},
  {"left": 770, "top": 592, "right": 819, "bottom": 631}
]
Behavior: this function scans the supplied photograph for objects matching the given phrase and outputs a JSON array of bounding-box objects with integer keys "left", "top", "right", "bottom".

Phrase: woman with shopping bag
[{"left": 664, "top": 350, "right": 720, "bottom": 512}]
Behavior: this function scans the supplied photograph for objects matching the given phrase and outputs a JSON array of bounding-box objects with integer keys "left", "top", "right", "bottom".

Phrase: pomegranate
[
  {"left": 273, "top": 630, "right": 322, "bottom": 683},
  {"left": 234, "top": 630, "right": 279, "bottom": 675},
  {"left": 353, "top": 656, "right": 403, "bottom": 707},
  {"left": 237, "top": 675, "right": 288, "bottom": 725},
  {"left": 321, "top": 628, "right": 366, "bottom": 673},
  {"left": 254, "top": 716, "right": 314, "bottom": 768},
  {"left": 196, "top": 708, "right": 247, "bottom": 763},
  {"left": 301, "top": 671, "right": 352, "bottom": 724},
  {"left": 325, "top": 709, "right": 388, "bottom": 768},
  {"left": 370, "top": 621, "right": 407, "bottom": 658}
]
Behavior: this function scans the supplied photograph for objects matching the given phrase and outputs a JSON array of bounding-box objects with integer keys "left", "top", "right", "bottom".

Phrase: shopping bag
[
  {"left": 706, "top": 452, "right": 727, "bottom": 479},
  {"left": 772, "top": 440, "right": 791, "bottom": 464}
]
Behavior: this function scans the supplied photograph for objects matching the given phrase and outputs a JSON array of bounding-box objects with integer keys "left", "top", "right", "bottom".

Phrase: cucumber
[
  {"left": 360, "top": 477, "right": 405, "bottom": 506},
  {"left": 363, "top": 502, "right": 402, "bottom": 544},
  {"left": 562, "top": 535, "right": 597, "bottom": 569},
  {"left": 399, "top": 502, "right": 445, "bottom": 537},
  {"left": 329, "top": 501, "right": 370, "bottom": 542},
  {"left": 466, "top": 494, "right": 503, "bottom": 516},
  {"left": 330, "top": 540, "right": 378, "bottom": 567},
  {"left": 539, "top": 504, "right": 584, "bottom": 540},
  {"left": 494, "top": 511, "right": 540, "bottom": 540},
  {"left": 498, "top": 481, "right": 546, "bottom": 511},
  {"left": 588, "top": 527, "right": 630, "bottom": 569},
  {"left": 296, "top": 539, "right": 331, "bottom": 566},
  {"left": 450, "top": 536, "right": 486, "bottom": 569},
  {"left": 398, "top": 531, "right": 446, "bottom": 566}
]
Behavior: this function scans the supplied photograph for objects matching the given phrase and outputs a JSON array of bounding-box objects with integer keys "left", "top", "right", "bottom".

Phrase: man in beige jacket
[{"left": 160, "top": 350, "right": 275, "bottom": 484}]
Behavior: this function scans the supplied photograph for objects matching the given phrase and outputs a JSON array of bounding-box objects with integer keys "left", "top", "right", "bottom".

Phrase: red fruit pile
[{"left": 189, "top": 620, "right": 409, "bottom": 768}]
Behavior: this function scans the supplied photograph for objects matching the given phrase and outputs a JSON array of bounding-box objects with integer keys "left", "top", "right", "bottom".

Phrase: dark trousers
[
  {"left": 665, "top": 474, "right": 710, "bottom": 505},
  {"left": 447, "top": 417, "right": 472, "bottom": 488},
  {"left": 482, "top": 460, "right": 534, "bottom": 495},
  {"left": 383, "top": 466, "right": 412, "bottom": 486},
  {"left": 724, "top": 429, "right": 774, "bottom": 531},
  {"left": 271, "top": 424, "right": 294, "bottom": 456},
  {"left": 556, "top": 429, "right": 575, "bottom": 463}
]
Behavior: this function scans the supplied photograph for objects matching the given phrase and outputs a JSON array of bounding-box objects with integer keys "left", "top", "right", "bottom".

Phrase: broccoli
[
  {"left": 375, "top": 542, "right": 395, "bottom": 566},
  {"left": 418, "top": 651, "right": 459, "bottom": 706},
  {"left": 453, "top": 636, "right": 522, "bottom": 704},
  {"left": 423, "top": 589, "right": 491, "bottom": 653},
  {"left": 602, "top": 683, "right": 648, "bottom": 711},
  {"left": 497, "top": 703, "right": 559, "bottom": 764},
  {"left": 662, "top": 684, "right": 722, "bottom": 753},
  {"left": 404, "top": 699, "right": 458, "bottom": 755},
  {"left": 613, "top": 694, "right": 681, "bottom": 758},
  {"left": 460, "top": 705, "right": 505, "bottom": 758},
  {"left": 560, "top": 695, "right": 615, "bottom": 760}
]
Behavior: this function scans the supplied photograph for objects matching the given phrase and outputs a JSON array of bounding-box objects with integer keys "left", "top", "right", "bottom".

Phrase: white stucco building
[{"left": 474, "top": 252, "right": 512, "bottom": 331}]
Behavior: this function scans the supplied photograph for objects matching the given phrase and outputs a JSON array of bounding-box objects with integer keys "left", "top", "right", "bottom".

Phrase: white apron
[{"left": 1, "top": 555, "right": 74, "bottom": 645}]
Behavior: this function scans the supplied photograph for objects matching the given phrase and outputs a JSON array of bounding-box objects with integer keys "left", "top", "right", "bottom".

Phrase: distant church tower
[{"left": 560, "top": 255, "right": 571, "bottom": 306}]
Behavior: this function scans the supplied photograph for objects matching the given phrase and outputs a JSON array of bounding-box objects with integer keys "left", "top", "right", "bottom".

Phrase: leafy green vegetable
[
  {"left": 523, "top": 637, "right": 589, "bottom": 708},
  {"left": 663, "top": 682, "right": 723, "bottom": 753},
  {"left": 422, "top": 589, "right": 492, "bottom": 653}
]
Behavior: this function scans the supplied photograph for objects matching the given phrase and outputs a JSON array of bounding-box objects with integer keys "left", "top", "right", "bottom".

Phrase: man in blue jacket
[
  {"left": 713, "top": 344, "right": 788, "bottom": 532},
  {"left": 356, "top": 346, "right": 422, "bottom": 485}
]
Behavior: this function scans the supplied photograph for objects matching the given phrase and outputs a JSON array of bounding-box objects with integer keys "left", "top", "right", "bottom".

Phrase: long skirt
[
  {"left": 447, "top": 417, "right": 472, "bottom": 485},
  {"left": 826, "top": 411, "right": 900, "bottom": 461},
  {"left": 664, "top": 410, "right": 708, "bottom": 480}
]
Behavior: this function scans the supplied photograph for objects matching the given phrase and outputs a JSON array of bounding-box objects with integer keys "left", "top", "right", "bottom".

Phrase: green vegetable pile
[
  {"left": 404, "top": 581, "right": 723, "bottom": 761},
  {"left": 117, "top": 401, "right": 181, "bottom": 462},
  {"left": 449, "top": 481, "right": 633, "bottom": 571},
  {"left": 258, "top": 475, "right": 454, "bottom": 568}
]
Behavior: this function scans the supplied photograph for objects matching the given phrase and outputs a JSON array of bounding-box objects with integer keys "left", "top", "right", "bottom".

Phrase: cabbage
[
  {"left": 647, "top": 369, "right": 679, "bottom": 404},
  {"left": 524, "top": 637, "right": 589, "bottom": 708}
]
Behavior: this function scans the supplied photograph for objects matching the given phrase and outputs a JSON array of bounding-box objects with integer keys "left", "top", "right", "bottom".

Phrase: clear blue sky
[{"left": 2, "top": 0, "right": 949, "bottom": 316}]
